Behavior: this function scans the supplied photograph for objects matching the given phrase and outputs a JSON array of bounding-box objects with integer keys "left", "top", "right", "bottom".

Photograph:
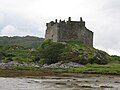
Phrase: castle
[{"left": 45, "top": 17, "right": 93, "bottom": 46}]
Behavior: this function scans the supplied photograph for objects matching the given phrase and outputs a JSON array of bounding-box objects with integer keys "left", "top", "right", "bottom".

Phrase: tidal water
[{"left": 0, "top": 75, "right": 120, "bottom": 90}]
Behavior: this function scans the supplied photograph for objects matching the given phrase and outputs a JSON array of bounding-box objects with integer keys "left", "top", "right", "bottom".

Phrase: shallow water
[{"left": 0, "top": 75, "right": 120, "bottom": 90}]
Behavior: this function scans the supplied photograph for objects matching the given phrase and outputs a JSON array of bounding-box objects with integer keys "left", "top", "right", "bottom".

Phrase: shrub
[
  {"left": 38, "top": 40, "right": 65, "bottom": 64},
  {"left": 110, "top": 55, "right": 120, "bottom": 63},
  {"left": 33, "top": 56, "right": 40, "bottom": 63}
]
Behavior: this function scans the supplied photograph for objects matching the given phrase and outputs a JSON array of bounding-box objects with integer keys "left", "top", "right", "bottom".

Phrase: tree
[{"left": 38, "top": 40, "right": 65, "bottom": 64}]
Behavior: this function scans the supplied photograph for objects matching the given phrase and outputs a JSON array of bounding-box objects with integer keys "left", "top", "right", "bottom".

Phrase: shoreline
[
  {"left": 0, "top": 69, "right": 119, "bottom": 77},
  {"left": 0, "top": 69, "right": 55, "bottom": 77},
  {"left": 0, "top": 73, "right": 119, "bottom": 90}
]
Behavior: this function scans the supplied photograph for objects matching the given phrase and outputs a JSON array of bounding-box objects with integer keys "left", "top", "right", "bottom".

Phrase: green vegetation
[
  {"left": 55, "top": 64, "right": 120, "bottom": 75},
  {"left": 0, "top": 36, "right": 44, "bottom": 48},
  {"left": 36, "top": 40, "right": 110, "bottom": 65},
  {"left": 0, "top": 36, "right": 44, "bottom": 63},
  {"left": 110, "top": 55, "right": 120, "bottom": 64},
  {"left": 0, "top": 37, "right": 120, "bottom": 75},
  {"left": 37, "top": 39, "right": 65, "bottom": 64},
  {"left": 0, "top": 45, "right": 33, "bottom": 63}
]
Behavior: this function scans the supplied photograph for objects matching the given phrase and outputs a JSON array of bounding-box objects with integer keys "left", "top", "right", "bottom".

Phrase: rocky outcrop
[
  {"left": 0, "top": 61, "right": 84, "bottom": 70},
  {"left": 42, "top": 62, "right": 84, "bottom": 69},
  {"left": 0, "top": 61, "right": 39, "bottom": 69}
]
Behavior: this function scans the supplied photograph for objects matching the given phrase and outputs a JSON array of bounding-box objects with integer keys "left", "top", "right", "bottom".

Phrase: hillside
[
  {"left": 0, "top": 36, "right": 44, "bottom": 48},
  {"left": 0, "top": 39, "right": 120, "bottom": 75},
  {"left": 36, "top": 40, "right": 111, "bottom": 65}
]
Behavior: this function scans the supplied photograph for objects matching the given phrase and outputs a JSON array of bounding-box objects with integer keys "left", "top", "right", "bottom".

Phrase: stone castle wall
[
  {"left": 45, "top": 17, "right": 93, "bottom": 46},
  {"left": 45, "top": 22, "right": 58, "bottom": 42}
]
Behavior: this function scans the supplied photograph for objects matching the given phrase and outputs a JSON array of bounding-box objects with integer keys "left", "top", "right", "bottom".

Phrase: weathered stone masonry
[{"left": 45, "top": 17, "right": 93, "bottom": 46}]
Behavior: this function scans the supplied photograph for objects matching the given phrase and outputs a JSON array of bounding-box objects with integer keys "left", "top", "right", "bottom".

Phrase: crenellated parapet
[{"left": 46, "top": 17, "right": 86, "bottom": 28}]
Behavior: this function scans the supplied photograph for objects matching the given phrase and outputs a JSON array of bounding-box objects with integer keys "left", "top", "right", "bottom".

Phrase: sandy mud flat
[{"left": 0, "top": 74, "right": 120, "bottom": 90}]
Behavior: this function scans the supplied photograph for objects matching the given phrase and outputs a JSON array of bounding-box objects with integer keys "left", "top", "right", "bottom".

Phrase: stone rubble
[
  {"left": 0, "top": 61, "right": 39, "bottom": 69},
  {"left": 0, "top": 61, "right": 84, "bottom": 69},
  {"left": 42, "top": 62, "right": 84, "bottom": 69}
]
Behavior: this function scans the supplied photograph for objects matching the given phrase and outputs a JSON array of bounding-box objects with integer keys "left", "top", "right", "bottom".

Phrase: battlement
[
  {"left": 45, "top": 17, "right": 93, "bottom": 46},
  {"left": 46, "top": 17, "right": 85, "bottom": 28}
]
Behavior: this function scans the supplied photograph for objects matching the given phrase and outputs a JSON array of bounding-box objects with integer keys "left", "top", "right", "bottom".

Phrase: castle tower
[
  {"left": 80, "top": 17, "right": 83, "bottom": 21},
  {"left": 45, "top": 17, "right": 93, "bottom": 46},
  {"left": 68, "top": 17, "right": 71, "bottom": 21}
]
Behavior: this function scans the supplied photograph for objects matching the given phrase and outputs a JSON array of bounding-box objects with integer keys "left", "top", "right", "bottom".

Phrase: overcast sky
[{"left": 0, "top": 0, "right": 120, "bottom": 55}]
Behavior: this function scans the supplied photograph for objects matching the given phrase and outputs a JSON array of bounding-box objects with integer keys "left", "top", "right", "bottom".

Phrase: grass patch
[{"left": 57, "top": 64, "right": 120, "bottom": 75}]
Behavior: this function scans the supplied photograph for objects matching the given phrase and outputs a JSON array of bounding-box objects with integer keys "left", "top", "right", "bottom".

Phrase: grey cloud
[
  {"left": 92, "top": 0, "right": 120, "bottom": 54},
  {"left": 0, "top": 11, "right": 44, "bottom": 37}
]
